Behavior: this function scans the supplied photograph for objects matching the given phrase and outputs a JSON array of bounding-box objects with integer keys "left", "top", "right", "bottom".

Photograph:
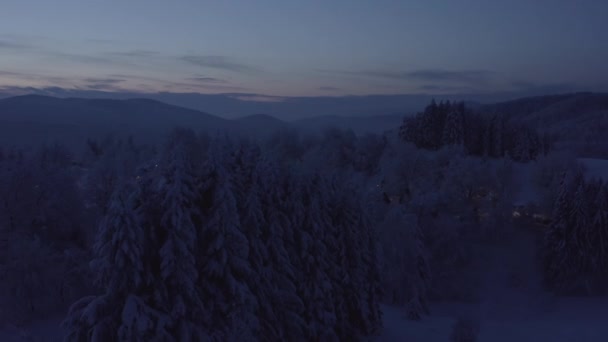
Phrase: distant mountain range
[
  {"left": 482, "top": 92, "right": 608, "bottom": 142},
  {"left": 0, "top": 86, "right": 548, "bottom": 120},
  {"left": 1, "top": 92, "right": 607, "bottom": 150},
  {"left": 0, "top": 95, "right": 405, "bottom": 148}
]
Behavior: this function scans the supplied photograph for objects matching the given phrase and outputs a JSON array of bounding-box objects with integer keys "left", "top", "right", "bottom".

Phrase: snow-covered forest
[{"left": 1, "top": 99, "right": 608, "bottom": 341}]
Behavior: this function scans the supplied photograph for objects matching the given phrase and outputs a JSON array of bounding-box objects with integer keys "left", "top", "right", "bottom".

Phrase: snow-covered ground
[
  {"left": 376, "top": 227, "right": 608, "bottom": 342},
  {"left": 579, "top": 158, "right": 608, "bottom": 181},
  {"left": 511, "top": 162, "right": 540, "bottom": 207},
  {"left": 0, "top": 317, "right": 63, "bottom": 342},
  {"left": 378, "top": 298, "right": 608, "bottom": 342}
]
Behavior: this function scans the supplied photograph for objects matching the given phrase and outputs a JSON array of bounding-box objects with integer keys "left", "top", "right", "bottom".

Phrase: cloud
[
  {"left": 231, "top": 94, "right": 286, "bottom": 102},
  {"left": 82, "top": 77, "right": 126, "bottom": 91},
  {"left": 416, "top": 84, "right": 482, "bottom": 93},
  {"left": 83, "top": 77, "right": 125, "bottom": 84},
  {"left": 186, "top": 76, "right": 227, "bottom": 83},
  {"left": 180, "top": 55, "right": 260, "bottom": 73},
  {"left": 0, "top": 35, "right": 130, "bottom": 66},
  {"left": 0, "top": 39, "right": 31, "bottom": 50},
  {"left": 109, "top": 50, "right": 160, "bottom": 57},
  {"left": 0, "top": 70, "right": 72, "bottom": 85},
  {"left": 405, "top": 69, "right": 492, "bottom": 83},
  {"left": 0, "top": 70, "right": 26, "bottom": 77},
  {"left": 166, "top": 81, "right": 248, "bottom": 92},
  {"left": 49, "top": 52, "right": 127, "bottom": 65},
  {"left": 509, "top": 81, "right": 581, "bottom": 94},
  {"left": 85, "top": 38, "right": 114, "bottom": 44},
  {"left": 318, "top": 86, "right": 340, "bottom": 91},
  {"left": 322, "top": 68, "right": 494, "bottom": 85}
]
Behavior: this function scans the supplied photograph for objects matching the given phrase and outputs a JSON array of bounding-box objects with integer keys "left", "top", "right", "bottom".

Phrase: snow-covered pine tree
[
  {"left": 64, "top": 183, "right": 173, "bottom": 341},
  {"left": 419, "top": 100, "right": 446, "bottom": 150},
  {"left": 155, "top": 133, "right": 206, "bottom": 340},
  {"left": 399, "top": 116, "right": 419, "bottom": 144},
  {"left": 378, "top": 206, "right": 430, "bottom": 320},
  {"left": 481, "top": 117, "right": 494, "bottom": 158},
  {"left": 542, "top": 168, "right": 584, "bottom": 292},
  {"left": 589, "top": 182, "right": 608, "bottom": 289},
  {"left": 598, "top": 184, "right": 608, "bottom": 258},
  {"left": 360, "top": 206, "right": 383, "bottom": 333},
  {"left": 325, "top": 175, "right": 382, "bottom": 337},
  {"left": 256, "top": 162, "right": 307, "bottom": 341},
  {"left": 294, "top": 173, "right": 338, "bottom": 341},
  {"left": 197, "top": 142, "right": 257, "bottom": 340},
  {"left": 491, "top": 114, "right": 506, "bottom": 158},
  {"left": 239, "top": 159, "right": 277, "bottom": 340},
  {"left": 569, "top": 182, "right": 593, "bottom": 292},
  {"left": 442, "top": 110, "right": 465, "bottom": 146},
  {"left": 341, "top": 178, "right": 382, "bottom": 335},
  {"left": 462, "top": 111, "right": 485, "bottom": 156}
]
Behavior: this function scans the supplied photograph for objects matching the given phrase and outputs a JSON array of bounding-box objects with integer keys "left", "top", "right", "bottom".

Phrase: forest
[{"left": 1, "top": 100, "right": 607, "bottom": 341}]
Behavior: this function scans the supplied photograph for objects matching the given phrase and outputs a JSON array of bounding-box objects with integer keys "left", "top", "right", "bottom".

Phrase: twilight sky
[{"left": 0, "top": 0, "right": 607, "bottom": 97}]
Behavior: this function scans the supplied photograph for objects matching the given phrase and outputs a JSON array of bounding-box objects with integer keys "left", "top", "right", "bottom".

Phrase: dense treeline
[
  {"left": 0, "top": 118, "right": 537, "bottom": 339},
  {"left": 399, "top": 100, "right": 552, "bottom": 162},
  {"left": 62, "top": 130, "right": 382, "bottom": 341},
  {"left": 542, "top": 170, "right": 608, "bottom": 295}
]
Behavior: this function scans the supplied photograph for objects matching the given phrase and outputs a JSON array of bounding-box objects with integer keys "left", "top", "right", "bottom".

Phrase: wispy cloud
[
  {"left": 322, "top": 68, "right": 494, "bottom": 85},
  {"left": 0, "top": 35, "right": 132, "bottom": 66},
  {"left": 509, "top": 81, "right": 579, "bottom": 94},
  {"left": 166, "top": 81, "right": 248, "bottom": 92},
  {"left": 406, "top": 69, "right": 492, "bottom": 83},
  {"left": 108, "top": 50, "right": 160, "bottom": 58},
  {"left": 180, "top": 55, "right": 261, "bottom": 73},
  {"left": 83, "top": 77, "right": 125, "bottom": 84},
  {"left": 82, "top": 77, "right": 126, "bottom": 91},
  {"left": 0, "top": 39, "right": 32, "bottom": 50},
  {"left": 318, "top": 86, "right": 340, "bottom": 91},
  {"left": 416, "top": 84, "right": 482, "bottom": 93},
  {"left": 85, "top": 38, "right": 114, "bottom": 44},
  {"left": 186, "top": 76, "right": 227, "bottom": 83},
  {"left": 0, "top": 70, "right": 26, "bottom": 77},
  {"left": 231, "top": 94, "right": 285, "bottom": 102},
  {"left": 49, "top": 52, "right": 129, "bottom": 66},
  {"left": 0, "top": 70, "right": 71, "bottom": 85}
]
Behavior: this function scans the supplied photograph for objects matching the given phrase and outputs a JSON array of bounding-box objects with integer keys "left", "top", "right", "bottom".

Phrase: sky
[{"left": 0, "top": 0, "right": 607, "bottom": 97}]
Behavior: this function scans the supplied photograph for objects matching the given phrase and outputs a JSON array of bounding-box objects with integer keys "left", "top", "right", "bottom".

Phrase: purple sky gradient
[{"left": 0, "top": 0, "right": 607, "bottom": 96}]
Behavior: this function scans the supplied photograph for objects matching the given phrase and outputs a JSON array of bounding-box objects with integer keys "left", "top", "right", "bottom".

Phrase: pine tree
[
  {"left": 326, "top": 176, "right": 382, "bottom": 336},
  {"left": 542, "top": 169, "right": 585, "bottom": 293},
  {"left": 491, "top": 114, "right": 506, "bottom": 158},
  {"left": 156, "top": 137, "right": 206, "bottom": 339},
  {"left": 197, "top": 144, "right": 257, "bottom": 339},
  {"left": 420, "top": 99, "right": 446, "bottom": 150},
  {"left": 442, "top": 110, "right": 465, "bottom": 146},
  {"left": 590, "top": 183, "right": 608, "bottom": 276},
  {"left": 240, "top": 162, "right": 275, "bottom": 340},
  {"left": 63, "top": 184, "right": 173, "bottom": 341},
  {"left": 482, "top": 117, "right": 494, "bottom": 157},
  {"left": 258, "top": 165, "right": 307, "bottom": 340},
  {"left": 295, "top": 174, "right": 338, "bottom": 341},
  {"left": 378, "top": 207, "right": 430, "bottom": 319},
  {"left": 463, "top": 112, "right": 485, "bottom": 156}
]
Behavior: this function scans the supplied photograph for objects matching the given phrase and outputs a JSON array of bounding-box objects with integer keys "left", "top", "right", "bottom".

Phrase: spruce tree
[
  {"left": 156, "top": 137, "right": 205, "bottom": 339},
  {"left": 63, "top": 184, "right": 173, "bottom": 341},
  {"left": 442, "top": 110, "right": 465, "bottom": 146},
  {"left": 198, "top": 144, "right": 257, "bottom": 340}
]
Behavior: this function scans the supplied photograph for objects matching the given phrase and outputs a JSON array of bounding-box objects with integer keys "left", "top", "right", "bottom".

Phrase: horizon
[
  {"left": 3, "top": 86, "right": 603, "bottom": 121},
  {"left": 1, "top": 1, "right": 607, "bottom": 98}
]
